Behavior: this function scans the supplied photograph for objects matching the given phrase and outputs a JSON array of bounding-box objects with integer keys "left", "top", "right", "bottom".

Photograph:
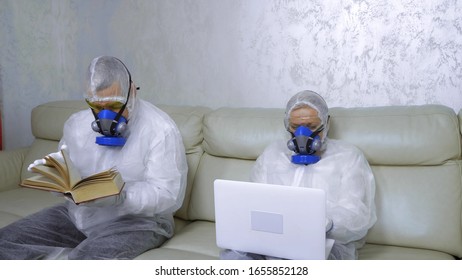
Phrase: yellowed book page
[
  {"left": 70, "top": 175, "right": 125, "bottom": 204},
  {"left": 75, "top": 170, "right": 122, "bottom": 188},
  {"left": 61, "top": 149, "right": 82, "bottom": 188},
  {"left": 74, "top": 168, "right": 117, "bottom": 186},
  {"left": 44, "top": 153, "right": 68, "bottom": 181},
  {"left": 31, "top": 165, "right": 67, "bottom": 188},
  {"left": 21, "top": 175, "right": 67, "bottom": 192}
]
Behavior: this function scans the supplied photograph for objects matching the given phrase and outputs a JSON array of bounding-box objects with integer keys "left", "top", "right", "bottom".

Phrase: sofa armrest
[{"left": 0, "top": 147, "right": 29, "bottom": 192}]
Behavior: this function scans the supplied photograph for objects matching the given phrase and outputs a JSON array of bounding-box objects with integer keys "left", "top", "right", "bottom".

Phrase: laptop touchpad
[{"left": 250, "top": 210, "right": 283, "bottom": 234}]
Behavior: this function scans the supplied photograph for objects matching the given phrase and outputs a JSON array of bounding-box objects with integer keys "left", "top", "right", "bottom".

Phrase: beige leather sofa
[{"left": 0, "top": 100, "right": 461, "bottom": 260}]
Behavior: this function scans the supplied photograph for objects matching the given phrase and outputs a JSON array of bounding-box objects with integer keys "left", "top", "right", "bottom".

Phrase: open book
[{"left": 20, "top": 149, "right": 125, "bottom": 204}]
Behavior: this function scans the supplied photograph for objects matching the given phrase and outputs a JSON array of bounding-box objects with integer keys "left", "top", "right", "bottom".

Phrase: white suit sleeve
[
  {"left": 249, "top": 153, "right": 267, "bottom": 183},
  {"left": 327, "top": 151, "right": 377, "bottom": 244},
  {"left": 117, "top": 128, "right": 187, "bottom": 217}
]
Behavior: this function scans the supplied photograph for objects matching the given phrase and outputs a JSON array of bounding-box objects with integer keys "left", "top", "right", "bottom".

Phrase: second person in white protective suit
[
  {"left": 221, "top": 90, "right": 377, "bottom": 260},
  {"left": 0, "top": 56, "right": 188, "bottom": 259}
]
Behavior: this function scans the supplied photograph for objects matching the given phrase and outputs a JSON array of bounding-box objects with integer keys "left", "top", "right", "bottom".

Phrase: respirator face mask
[
  {"left": 287, "top": 125, "right": 324, "bottom": 165},
  {"left": 90, "top": 107, "right": 128, "bottom": 146}
]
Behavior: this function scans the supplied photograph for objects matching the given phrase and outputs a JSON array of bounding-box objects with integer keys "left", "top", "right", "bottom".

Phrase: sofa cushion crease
[{"left": 358, "top": 243, "right": 457, "bottom": 260}]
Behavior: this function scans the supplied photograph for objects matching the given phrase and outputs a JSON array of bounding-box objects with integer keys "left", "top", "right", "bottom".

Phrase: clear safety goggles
[{"left": 85, "top": 99, "right": 126, "bottom": 112}]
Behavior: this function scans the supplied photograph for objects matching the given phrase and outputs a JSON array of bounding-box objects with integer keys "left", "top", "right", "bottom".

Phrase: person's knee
[{"left": 68, "top": 230, "right": 167, "bottom": 260}]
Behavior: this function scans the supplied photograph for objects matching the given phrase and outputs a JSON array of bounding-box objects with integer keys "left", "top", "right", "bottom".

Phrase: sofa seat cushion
[
  {"left": 136, "top": 221, "right": 220, "bottom": 260},
  {"left": 135, "top": 248, "right": 217, "bottom": 260},
  {"left": 0, "top": 188, "right": 63, "bottom": 223},
  {"left": 0, "top": 212, "right": 23, "bottom": 229},
  {"left": 359, "top": 244, "right": 456, "bottom": 260}
]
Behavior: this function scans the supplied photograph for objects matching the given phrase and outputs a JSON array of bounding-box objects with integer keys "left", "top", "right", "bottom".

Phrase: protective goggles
[{"left": 85, "top": 99, "right": 126, "bottom": 112}]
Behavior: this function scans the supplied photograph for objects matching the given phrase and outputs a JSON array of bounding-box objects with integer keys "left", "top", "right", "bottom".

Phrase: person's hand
[
  {"left": 50, "top": 191, "right": 74, "bottom": 202},
  {"left": 326, "top": 218, "right": 333, "bottom": 233},
  {"left": 79, "top": 192, "right": 126, "bottom": 207},
  {"left": 27, "top": 144, "right": 68, "bottom": 171}
]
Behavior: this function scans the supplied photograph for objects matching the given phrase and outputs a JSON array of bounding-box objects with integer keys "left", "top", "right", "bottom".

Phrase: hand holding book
[
  {"left": 21, "top": 148, "right": 125, "bottom": 204},
  {"left": 28, "top": 144, "right": 68, "bottom": 172},
  {"left": 80, "top": 191, "right": 126, "bottom": 207}
]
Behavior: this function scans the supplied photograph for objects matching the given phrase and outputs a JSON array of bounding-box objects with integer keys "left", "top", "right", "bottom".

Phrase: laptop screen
[{"left": 214, "top": 179, "right": 333, "bottom": 260}]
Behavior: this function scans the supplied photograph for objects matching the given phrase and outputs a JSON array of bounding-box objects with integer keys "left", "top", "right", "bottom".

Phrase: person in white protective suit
[
  {"left": 0, "top": 56, "right": 187, "bottom": 259},
  {"left": 221, "top": 90, "right": 377, "bottom": 260}
]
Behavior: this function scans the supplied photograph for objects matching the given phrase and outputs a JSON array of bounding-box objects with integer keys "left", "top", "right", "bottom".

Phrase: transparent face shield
[{"left": 85, "top": 57, "right": 136, "bottom": 146}]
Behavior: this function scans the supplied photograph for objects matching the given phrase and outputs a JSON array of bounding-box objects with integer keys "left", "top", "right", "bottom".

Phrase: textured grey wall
[{"left": 1, "top": 0, "right": 461, "bottom": 149}]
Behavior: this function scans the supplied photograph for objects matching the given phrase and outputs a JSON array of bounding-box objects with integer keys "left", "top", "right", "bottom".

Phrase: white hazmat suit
[
  {"left": 62, "top": 97, "right": 187, "bottom": 237},
  {"left": 0, "top": 56, "right": 187, "bottom": 259},
  {"left": 221, "top": 90, "right": 376, "bottom": 260},
  {"left": 252, "top": 91, "right": 376, "bottom": 259},
  {"left": 250, "top": 138, "right": 376, "bottom": 259}
]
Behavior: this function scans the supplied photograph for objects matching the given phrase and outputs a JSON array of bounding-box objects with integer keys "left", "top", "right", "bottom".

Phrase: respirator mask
[
  {"left": 91, "top": 107, "right": 128, "bottom": 146},
  {"left": 287, "top": 125, "right": 324, "bottom": 165}
]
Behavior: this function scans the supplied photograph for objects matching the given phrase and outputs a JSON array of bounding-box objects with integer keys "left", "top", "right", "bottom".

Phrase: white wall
[{"left": 1, "top": 0, "right": 461, "bottom": 149}]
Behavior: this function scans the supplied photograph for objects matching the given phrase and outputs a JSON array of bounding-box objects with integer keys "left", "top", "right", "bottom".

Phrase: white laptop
[{"left": 214, "top": 179, "right": 334, "bottom": 260}]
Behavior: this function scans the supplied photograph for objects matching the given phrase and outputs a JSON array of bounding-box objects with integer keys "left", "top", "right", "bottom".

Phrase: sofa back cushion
[
  {"left": 155, "top": 105, "right": 211, "bottom": 220},
  {"left": 195, "top": 105, "right": 462, "bottom": 258},
  {"left": 202, "top": 108, "right": 287, "bottom": 159},
  {"left": 329, "top": 105, "right": 462, "bottom": 257},
  {"left": 189, "top": 108, "right": 287, "bottom": 222},
  {"left": 328, "top": 105, "right": 461, "bottom": 165}
]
